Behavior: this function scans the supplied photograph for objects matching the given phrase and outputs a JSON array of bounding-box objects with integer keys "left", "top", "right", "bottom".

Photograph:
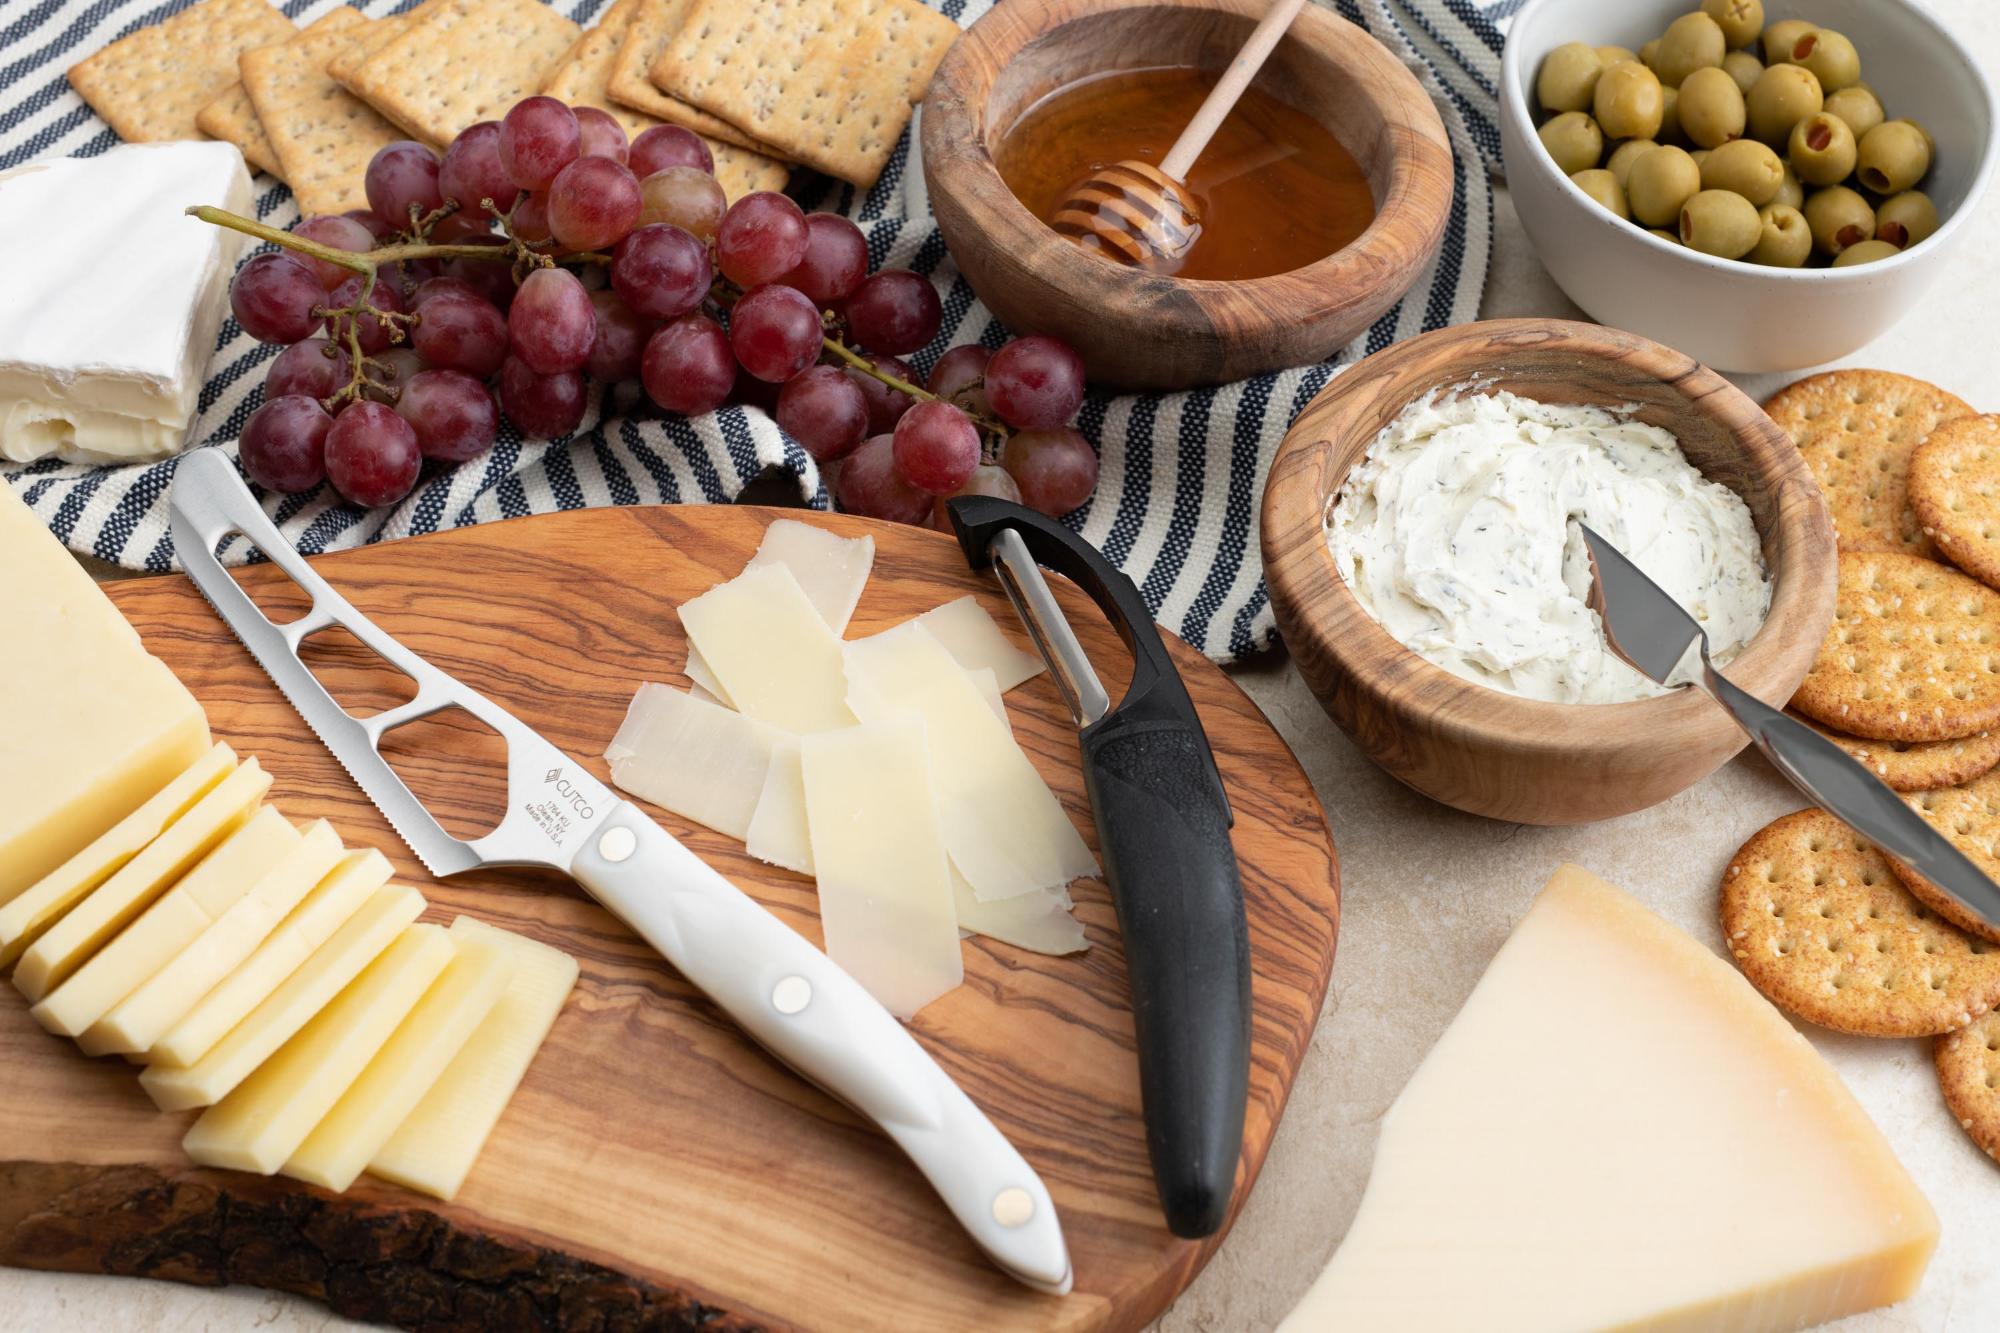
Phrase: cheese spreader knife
[
  {"left": 946, "top": 496, "right": 1251, "bottom": 1240},
  {"left": 167, "top": 450, "right": 1072, "bottom": 1295},
  {"left": 1580, "top": 522, "right": 2000, "bottom": 934}
]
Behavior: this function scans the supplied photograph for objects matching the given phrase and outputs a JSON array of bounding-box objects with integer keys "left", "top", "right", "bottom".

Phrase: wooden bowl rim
[
  {"left": 922, "top": 0, "right": 1454, "bottom": 318},
  {"left": 1259, "top": 318, "right": 1837, "bottom": 755}
]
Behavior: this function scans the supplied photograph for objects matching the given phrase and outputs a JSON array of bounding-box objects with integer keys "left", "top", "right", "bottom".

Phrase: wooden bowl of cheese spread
[{"left": 1260, "top": 318, "right": 1837, "bottom": 825}]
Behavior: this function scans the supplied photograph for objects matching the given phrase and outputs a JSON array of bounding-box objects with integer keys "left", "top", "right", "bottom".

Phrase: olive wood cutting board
[{"left": 0, "top": 505, "right": 1340, "bottom": 1332}]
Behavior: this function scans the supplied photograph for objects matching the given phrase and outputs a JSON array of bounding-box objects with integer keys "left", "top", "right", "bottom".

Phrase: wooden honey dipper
[{"left": 1051, "top": 0, "right": 1310, "bottom": 272}]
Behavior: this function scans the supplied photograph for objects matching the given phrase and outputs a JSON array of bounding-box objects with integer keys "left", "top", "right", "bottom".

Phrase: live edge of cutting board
[{"left": 0, "top": 505, "right": 1340, "bottom": 1333}]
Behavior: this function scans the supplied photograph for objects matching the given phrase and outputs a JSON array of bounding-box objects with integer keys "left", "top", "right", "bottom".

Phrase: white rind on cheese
[
  {"left": 678, "top": 564, "right": 856, "bottom": 733},
  {"left": 0, "top": 142, "right": 254, "bottom": 463},
  {"left": 1280, "top": 864, "right": 1940, "bottom": 1333},
  {"left": 604, "top": 682, "right": 784, "bottom": 840},
  {"left": 744, "top": 518, "right": 875, "bottom": 634}
]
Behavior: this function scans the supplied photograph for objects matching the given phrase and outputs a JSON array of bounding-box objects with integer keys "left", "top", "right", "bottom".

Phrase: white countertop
[{"left": 7, "top": 3, "right": 1998, "bottom": 1326}]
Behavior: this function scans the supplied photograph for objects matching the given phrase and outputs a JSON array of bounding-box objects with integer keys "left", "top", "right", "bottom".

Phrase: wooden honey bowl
[{"left": 921, "top": 0, "right": 1454, "bottom": 391}]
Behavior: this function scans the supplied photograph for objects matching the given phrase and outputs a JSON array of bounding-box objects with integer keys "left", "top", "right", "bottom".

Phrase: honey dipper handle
[{"left": 1158, "top": 0, "right": 1310, "bottom": 182}]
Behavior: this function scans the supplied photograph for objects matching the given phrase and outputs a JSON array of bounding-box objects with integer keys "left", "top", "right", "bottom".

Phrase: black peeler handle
[{"left": 947, "top": 497, "right": 1251, "bottom": 1239}]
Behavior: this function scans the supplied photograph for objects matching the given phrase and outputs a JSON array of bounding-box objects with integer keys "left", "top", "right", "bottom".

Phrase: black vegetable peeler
[{"left": 947, "top": 496, "right": 1251, "bottom": 1239}]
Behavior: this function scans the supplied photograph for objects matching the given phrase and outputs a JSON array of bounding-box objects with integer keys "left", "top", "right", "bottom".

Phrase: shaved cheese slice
[
  {"left": 844, "top": 622, "right": 1096, "bottom": 902},
  {"left": 679, "top": 564, "right": 855, "bottom": 733},
  {"left": 906, "top": 597, "right": 1045, "bottom": 691},
  {"left": 745, "top": 738, "right": 812, "bottom": 875},
  {"left": 952, "top": 868, "right": 1086, "bottom": 956},
  {"left": 800, "top": 717, "right": 962, "bottom": 1018},
  {"left": 745, "top": 518, "right": 875, "bottom": 634},
  {"left": 682, "top": 647, "right": 732, "bottom": 707},
  {"left": 967, "top": 666, "right": 1008, "bottom": 729},
  {"left": 605, "top": 683, "right": 785, "bottom": 840}
]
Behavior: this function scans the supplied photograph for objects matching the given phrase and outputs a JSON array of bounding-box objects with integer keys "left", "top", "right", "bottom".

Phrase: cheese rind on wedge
[
  {"left": 1280, "top": 864, "right": 1939, "bottom": 1333},
  {"left": 368, "top": 917, "right": 579, "bottom": 1202},
  {"left": 0, "top": 483, "right": 210, "bottom": 907},
  {"left": 183, "top": 924, "right": 454, "bottom": 1175}
]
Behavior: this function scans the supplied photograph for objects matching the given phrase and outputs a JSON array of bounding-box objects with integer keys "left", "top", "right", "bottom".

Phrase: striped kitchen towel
[{"left": 0, "top": 0, "right": 1501, "bottom": 664}]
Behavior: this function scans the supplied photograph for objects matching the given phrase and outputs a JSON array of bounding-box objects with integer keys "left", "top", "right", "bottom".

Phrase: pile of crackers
[
  {"left": 1719, "top": 367, "right": 2000, "bottom": 1168},
  {"left": 67, "top": 0, "right": 959, "bottom": 217}
]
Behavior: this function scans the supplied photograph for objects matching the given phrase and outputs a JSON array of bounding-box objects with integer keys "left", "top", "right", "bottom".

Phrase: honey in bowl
[{"left": 993, "top": 65, "right": 1375, "bottom": 281}]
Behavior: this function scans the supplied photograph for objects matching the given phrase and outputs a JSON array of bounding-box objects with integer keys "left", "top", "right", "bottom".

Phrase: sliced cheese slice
[
  {"left": 14, "top": 757, "right": 270, "bottom": 1001},
  {"left": 604, "top": 682, "right": 784, "bottom": 840},
  {"left": 744, "top": 737, "right": 812, "bottom": 876},
  {"left": 369, "top": 917, "right": 579, "bottom": 1201},
  {"left": 744, "top": 518, "right": 875, "bottom": 634},
  {"left": 0, "top": 742, "right": 235, "bottom": 968},
  {"left": 140, "top": 882, "right": 424, "bottom": 1111},
  {"left": 149, "top": 848, "right": 390, "bottom": 1068},
  {"left": 900, "top": 596, "right": 1045, "bottom": 691},
  {"left": 183, "top": 924, "right": 454, "bottom": 1175},
  {"left": 682, "top": 647, "right": 733, "bottom": 708},
  {"left": 966, "top": 666, "right": 1009, "bottom": 729},
  {"left": 1281, "top": 865, "right": 1939, "bottom": 1333},
  {"left": 32, "top": 805, "right": 299, "bottom": 1038},
  {"left": 844, "top": 622, "right": 1096, "bottom": 902},
  {"left": 283, "top": 925, "right": 514, "bottom": 1191},
  {"left": 83, "top": 820, "right": 344, "bottom": 1056},
  {"left": 678, "top": 563, "right": 855, "bottom": 733},
  {"left": 952, "top": 868, "right": 1085, "bottom": 957},
  {"left": 800, "top": 717, "right": 962, "bottom": 1018}
]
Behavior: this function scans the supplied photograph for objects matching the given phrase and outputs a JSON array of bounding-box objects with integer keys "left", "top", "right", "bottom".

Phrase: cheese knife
[
  {"left": 166, "top": 449, "right": 1073, "bottom": 1295},
  {"left": 945, "top": 495, "right": 1250, "bottom": 1240},
  {"left": 1580, "top": 522, "right": 2000, "bottom": 933}
]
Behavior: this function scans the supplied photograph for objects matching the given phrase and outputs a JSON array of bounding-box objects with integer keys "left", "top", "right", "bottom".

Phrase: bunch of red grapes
[{"left": 227, "top": 95, "right": 1098, "bottom": 524}]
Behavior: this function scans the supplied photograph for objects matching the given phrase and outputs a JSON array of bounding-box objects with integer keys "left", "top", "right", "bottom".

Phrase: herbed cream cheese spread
[{"left": 1327, "top": 388, "right": 1772, "bottom": 704}]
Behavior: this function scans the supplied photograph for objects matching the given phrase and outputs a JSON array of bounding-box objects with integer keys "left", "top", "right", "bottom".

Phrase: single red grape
[
  {"left": 586, "top": 289, "right": 652, "bottom": 382},
  {"left": 986, "top": 335, "right": 1086, "bottom": 430},
  {"left": 891, "top": 399, "right": 980, "bottom": 494},
  {"left": 1002, "top": 426, "right": 1099, "bottom": 517},
  {"left": 231, "top": 253, "right": 326, "bottom": 344},
  {"left": 343, "top": 207, "right": 395, "bottom": 242},
  {"left": 629, "top": 124, "right": 714, "bottom": 177},
  {"left": 498, "top": 354, "right": 587, "bottom": 438},
  {"left": 365, "top": 141, "right": 444, "bottom": 232},
  {"left": 931, "top": 464, "right": 1022, "bottom": 528},
  {"left": 926, "top": 343, "right": 992, "bottom": 416},
  {"left": 729, "top": 283, "right": 822, "bottom": 382},
  {"left": 323, "top": 274, "right": 407, "bottom": 355},
  {"left": 293, "top": 214, "right": 377, "bottom": 289},
  {"left": 439, "top": 120, "right": 517, "bottom": 217},
  {"left": 573, "top": 106, "right": 630, "bottom": 163},
  {"left": 410, "top": 276, "right": 480, "bottom": 309},
  {"left": 511, "top": 191, "right": 553, "bottom": 243},
  {"left": 775, "top": 364, "right": 869, "bottom": 462},
  {"left": 413, "top": 289, "right": 509, "bottom": 377},
  {"left": 324, "top": 400, "right": 422, "bottom": 507},
  {"left": 500, "top": 96, "right": 581, "bottom": 191},
  {"left": 377, "top": 256, "right": 437, "bottom": 292},
  {"left": 441, "top": 239, "right": 515, "bottom": 308},
  {"left": 836, "top": 433, "right": 933, "bottom": 524},
  {"left": 779, "top": 212, "right": 869, "bottom": 307},
  {"left": 842, "top": 269, "right": 941, "bottom": 355},
  {"left": 846, "top": 352, "right": 916, "bottom": 433},
  {"left": 715, "top": 191, "right": 808, "bottom": 287},
  {"left": 611, "top": 222, "right": 710, "bottom": 320},
  {"left": 642, "top": 314, "right": 734, "bottom": 416},
  {"left": 396, "top": 368, "right": 499, "bottom": 462},
  {"left": 265, "top": 337, "right": 351, "bottom": 402},
  {"left": 240, "top": 395, "right": 332, "bottom": 493},
  {"left": 365, "top": 348, "right": 424, "bottom": 403},
  {"left": 638, "top": 166, "right": 727, "bottom": 239},
  {"left": 507, "top": 266, "right": 595, "bottom": 374},
  {"left": 547, "top": 155, "right": 642, "bottom": 251}
]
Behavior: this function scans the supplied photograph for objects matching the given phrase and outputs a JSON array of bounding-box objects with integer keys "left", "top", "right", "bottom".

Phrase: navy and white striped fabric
[{"left": 1, "top": 0, "right": 1503, "bottom": 663}]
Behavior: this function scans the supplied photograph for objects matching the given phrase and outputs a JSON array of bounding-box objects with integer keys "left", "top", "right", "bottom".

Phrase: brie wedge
[{"left": 0, "top": 141, "right": 253, "bottom": 464}]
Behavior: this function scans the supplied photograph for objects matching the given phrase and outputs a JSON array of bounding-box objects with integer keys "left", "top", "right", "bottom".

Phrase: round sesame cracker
[
  {"left": 1936, "top": 1008, "right": 2000, "bottom": 1166},
  {"left": 1785, "top": 709, "right": 2000, "bottom": 792},
  {"left": 1909, "top": 414, "right": 2000, "bottom": 593},
  {"left": 1764, "top": 369, "right": 1973, "bottom": 557},
  {"left": 1891, "top": 768, "right": 2000, "bottom": 946},
  {"left": 1720, "top": 808, "right": 2000, "bottom": 1037},
  {"left": 1789, "top": 551, "right": 2000, "bottom": 743}
]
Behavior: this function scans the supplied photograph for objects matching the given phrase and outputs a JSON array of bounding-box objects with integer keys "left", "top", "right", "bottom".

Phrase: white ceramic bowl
[{"left": 1499, "top": 0, "right": 1997, "bottom": 372}]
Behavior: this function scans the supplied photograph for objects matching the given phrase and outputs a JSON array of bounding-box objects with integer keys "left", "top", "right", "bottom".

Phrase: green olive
[
  {"left": 1790, "top": 28, "right": 1861, "bottom": 93},
  {"left": 1772, "top": 161, "right": 1804, "bottom": 209},
  {"left": 1907, "top": 117, "right": 1938, "bottom": 162},
  {"left": 1647, "top": 228, "right": 1682, "bottom": 244},
  {"left": 1678, "top": 66, "right": 1747, "bottom": 148},
  {"left": 1789, "top": 112, "right": 1858, "bottom": 186},
  {"left": 1538, "top": 42, "right": 1605, "bottom": 114},
  {"left": 1746, "top": 63, "right": 1823, "bottom": 145},
  {"left": 1702, "top": 0, "right": 1764, "bottom": 49},
  {"left": 1822, "top": 86, "right": 1884, "bottom": 140},
  {"left": 1678, "top": 188, "right": 1762, "bottom": 257},
  {"left": 1659, "top": 85, "right": 1684, "bottom": 145},
  {"left": 1761, "top": 18, "right": 1815, "bottom": 65},
  {"left": 1538, "top": 110, "right": 1605, "bottom": 176},
  {"left": 1722, "top": 49, "right": 1763, "bottom": 96},
  {"left": 1690, "top": 148, "right": 1711, "bottom": 170},
  {"left": 1598, "top": 44, "right": 1640, "bottom": 66},
  {"left": 1804, "top": 184, "right": 1876, "bottom": 256},
  {"left": 1606, "top": 138, "right": 1659, "bottom": 187},
  {"left": 1571, "top": 168, "right": 1630, "bottom": 220},
  {"left": 1627, "top": 145, "right": 1704, "bottom": 227},
  {"left": 1651, "top": 12, "right": 1728, "bottom": 88},
  {"left": 1749, "top": 204, "right": 1811, "bottom": 266},
  {"left": 1700, "top": 138, "right": 1785, "bottom": 204},
  {"left": 1832, "top": 238, "right": 1902, "bottom": 267},
  {"left": 1857, "top": 120, "right": 1932, "bottom": 194},
  {"left": 1876, "top": 191, "right": 1940, "bottom": 249},
  {"left": 1594, "top": 61, "right": 1666, "bottom": 140}
]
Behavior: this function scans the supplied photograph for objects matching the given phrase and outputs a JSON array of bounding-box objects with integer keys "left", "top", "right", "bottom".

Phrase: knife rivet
[
  {"left": 598, "top": 827, "right": 637, "bottom": 863},
  {"left": 771, "top": 975, "right": 812, "bottom": 1014},
  {"left": 992, "top": 1187, "right": 1034, "bottom": 1228}
]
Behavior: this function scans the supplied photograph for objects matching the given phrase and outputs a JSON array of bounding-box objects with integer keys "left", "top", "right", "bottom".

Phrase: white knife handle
[{"left": 570, "top": 802, "right": 1073, "bottom": 1295}]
